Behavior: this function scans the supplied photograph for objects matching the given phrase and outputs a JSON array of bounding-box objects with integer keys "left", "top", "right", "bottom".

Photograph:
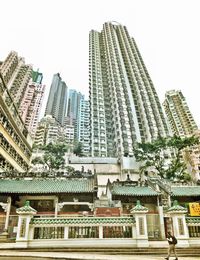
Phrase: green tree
[
  {"left": 134, "top": 135, "right": 199, "bottom": 181},
  {"left": 31, "top": 142, "right": 68, "bottom": 171},
  {"left": 73, "top": 142, "right": 83, "bottom": 156},
  {"left": 65, "top": 165, "right": 75, "bottom": 174}
]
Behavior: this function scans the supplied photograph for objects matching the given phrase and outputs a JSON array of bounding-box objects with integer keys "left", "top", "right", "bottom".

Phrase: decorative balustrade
[
  {"left": 10, "top": 200, "right": 197, "bottom": 247},
  {"left": 186, "top": 217, "right": 200, "bottom": 238},
  {"left": 30, "top": 216, "right": 135, "bottom": 240},
  {"left": 34, "top": 226, "right": 64, "bottom": 239}
]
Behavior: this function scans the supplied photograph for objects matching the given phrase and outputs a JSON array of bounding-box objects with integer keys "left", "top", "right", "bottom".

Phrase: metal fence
[
  {"left": 34, "top": 227, "right": 64, "bottom": 239},
  {"left": 186, "top": 217, "right": 200, "bottom": 238}
]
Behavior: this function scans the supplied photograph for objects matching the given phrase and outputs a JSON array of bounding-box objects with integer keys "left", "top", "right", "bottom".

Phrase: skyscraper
[
  {"left": 67, "top": 89, "right": 83, "bottom": 139},
  {"left": 45, "top": 73, "right": 68, "bottom": 126},
  {"left": 89, "top": 22, "right": 169, "bottom": 158},
  {"left": 163, "top": 90, "right": 199, "bottom": 182},
  {"left": 19, "top": 70, "right": 45, "bottom": 137},
  {"left": 77, "top": 98, "right": 90, "bottom": 156},
  {"left": 0, "top": 51, "right": 32, "bottom": 109},
  {"left": 67, "top": 89, "right": 83, "bottom": 120},
  {"left": 0, "top": 52, "right": 32, "bottom": 172},
  {"left": 0, "top": 52, "right": 44, "bottom": 137},
  {"left": 163, "top": 90, "right": 198, "bottom": 137}
]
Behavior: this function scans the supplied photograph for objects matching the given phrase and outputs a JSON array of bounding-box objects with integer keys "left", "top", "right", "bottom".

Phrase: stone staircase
[{"left": 21, "top": 247, "right": 200, "bottom": 256}]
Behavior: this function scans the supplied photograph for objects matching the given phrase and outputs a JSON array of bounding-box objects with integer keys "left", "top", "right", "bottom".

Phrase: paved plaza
[{"left": 0, "top": 251, "right": 200, "bottom": 260}]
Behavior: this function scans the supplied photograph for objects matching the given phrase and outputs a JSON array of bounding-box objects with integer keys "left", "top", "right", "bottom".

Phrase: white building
[
  {"left": 62, "top": 124, "right": 74, "bottom": 144},
  {"left": 78, "top": 98, "right": 90, "bottom": 155},
  {"left": 34, "top": 115, "right": 61, "bottom": 146}
]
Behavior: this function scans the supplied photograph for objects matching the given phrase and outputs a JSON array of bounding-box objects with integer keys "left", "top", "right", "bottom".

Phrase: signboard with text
[{"left": 189, "top": 203, "right": 200, "bottom": 216}]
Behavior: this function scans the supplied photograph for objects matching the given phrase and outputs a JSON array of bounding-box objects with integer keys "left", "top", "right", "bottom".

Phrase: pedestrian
[{"left": 165, "top": 231, "right": 178, "bottom": 260}]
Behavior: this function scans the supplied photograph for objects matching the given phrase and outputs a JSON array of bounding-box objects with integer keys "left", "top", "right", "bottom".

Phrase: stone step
[{"left": 20, "top": 248, "right": 200, "bottom": 255}]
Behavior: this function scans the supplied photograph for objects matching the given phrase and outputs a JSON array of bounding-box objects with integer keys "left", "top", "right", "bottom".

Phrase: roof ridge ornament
[
  {"left": 130, "top": 200, "right": 148, "bottom": 213},
  {"left": 167, "top": 200, "right": 187, "bottom": 213},
  {"left": 16, "top": 200, "right": 37, "bottom": 215}
]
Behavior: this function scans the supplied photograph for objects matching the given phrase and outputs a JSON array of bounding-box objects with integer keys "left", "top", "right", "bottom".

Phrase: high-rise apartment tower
[
  {"left": 0, "top": 51, "right": 33, "bottom": 109},
  {"left": 45, "top": 73, "right": 68, "bottom": 126},
  {"left": 163, "top": 90, "right": 198, "bottom": 137},
  {"left": 89, "top": 22, "right": 169, "bottom": 157},
  {"left": 67, "top": 89, "right": 83, "bottom": 139},
  {"left": 163, "top": 90, "right": 199, "bottom": 182},
  {"left": 78, "top": 98, "right": 90, "bottom": 156},
  {"left": 0, "top": 51, "right": 33, "bottom": 172},
  {"left": 20, "top": 70, "right": 45, "bottom": 137}
]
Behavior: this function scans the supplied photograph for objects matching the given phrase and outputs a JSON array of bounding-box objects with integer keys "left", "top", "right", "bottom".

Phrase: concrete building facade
[
  {"left": 163, "top": 90, "right": 198, "bottom": 137},
  {"left": 0, "top": 51, "right": 33, "bottom": 110},
  {"left": 45, "top": 73, "right": 68, "bottom": 126},
  {"left": 34, "top": 115, "right": 75, "bottom": 148},
  {"left": 89, "top": 22, "right": 169, "bottom": 158},
  {"left": 67, "top": 89, "right": 83, "bottom": 139},
  {"left": 163, "top": 90, "right": 200, "bottom": 182},
  {"left": 67, "top": 89, "right": 83, "bottom": 121},
  {"left": 34, "top": 115, "right": 61, "bottom": 147},
  {"left": 19, "top": 70, "right": 45, "bottom": 137},
  {"left": 77, "top": 98, "right": 90, "bottom": 156},
  {"left": 0, "top": 52, "right": 44, "bottom": 139},
  {"left": 0, "top": 70, "right": 32, "bottom": 172}
]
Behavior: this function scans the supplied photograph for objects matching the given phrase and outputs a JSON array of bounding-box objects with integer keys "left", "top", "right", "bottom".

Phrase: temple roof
[
  {"left": 16, "top": 200, "right": 37, "bottom": 214},
  {"left": 130, "top": 200, "right": 148, "bottom": 213},
  {"left": 171, "top": 186, "right": 200, "bottom": 197},
  {"left": 167, "top": 200, "right": 187, "bottom": 213},
  {"left": 112, "top": 185, "right": 158, "bottom": 196},
  {"left": 0, "top": 179, "right": 95, "bottom": 194}
]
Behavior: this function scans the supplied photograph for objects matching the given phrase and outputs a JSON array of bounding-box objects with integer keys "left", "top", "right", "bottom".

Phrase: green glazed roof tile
[
  {"left": 167, "top": 200, "right": 187, "bottom": 213},
  {"left": 186, "top": 217, "right": 200, "bottom": 224},
  {"left": 112, "top": 185, "right": 158, "bottom": 196},
  {"left": 31, "top": 216, "right": 135, "bottom": 225},
  {"left": 131, "top": 200, "right": 148, "bottom": 213},
  {"left": 171, "top": 186, "right": 200, "bottom": 197},
  {"left": 0, "top": 179, "right": 94, "bottom": 194},
  {"left": 16, "top": 201, "right": 37, "bottom": 214}
]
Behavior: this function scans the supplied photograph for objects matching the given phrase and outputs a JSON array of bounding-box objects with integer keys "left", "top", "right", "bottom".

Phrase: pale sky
[{"left": 0, "top": 0, "right": 200, "bottom": 126}]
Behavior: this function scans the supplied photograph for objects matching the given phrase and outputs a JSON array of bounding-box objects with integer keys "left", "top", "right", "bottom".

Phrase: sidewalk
[{"left": 0, "top": 251, "right": 200, "bottom": 260}]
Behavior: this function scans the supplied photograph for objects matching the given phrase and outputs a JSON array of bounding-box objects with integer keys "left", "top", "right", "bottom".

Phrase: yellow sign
[{"left": 189, "top": 203, "right": 200, "bottom": 216}]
